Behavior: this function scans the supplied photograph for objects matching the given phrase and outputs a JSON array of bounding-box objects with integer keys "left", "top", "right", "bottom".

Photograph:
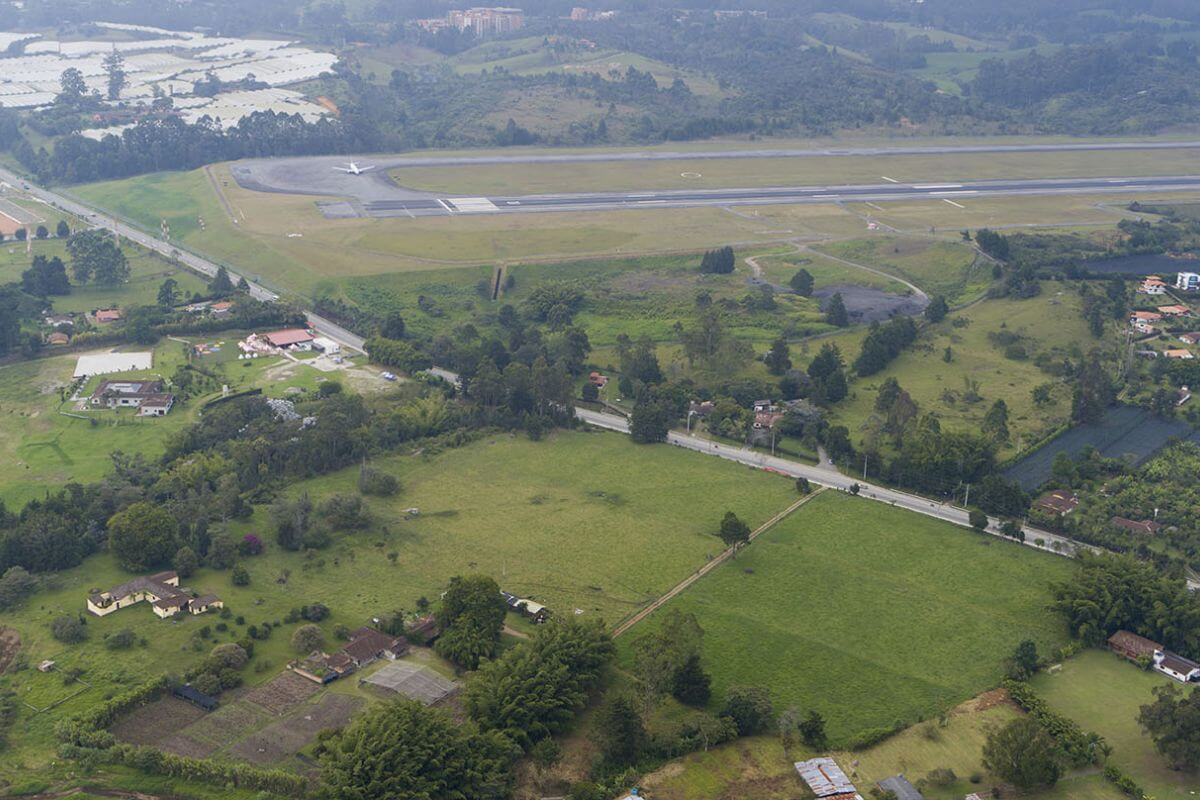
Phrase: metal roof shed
[{"left": 794, "top": 758, "right": 858, "bottom": 797}]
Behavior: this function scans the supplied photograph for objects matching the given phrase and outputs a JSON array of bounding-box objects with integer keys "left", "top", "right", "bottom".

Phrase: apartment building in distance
[{"left": 447, "top": 7, "right": 525, "bottom": 36}]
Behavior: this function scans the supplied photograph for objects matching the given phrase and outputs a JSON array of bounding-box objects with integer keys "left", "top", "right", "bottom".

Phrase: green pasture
[
  {"left": 811, "top": 236, "right": 989, "bottom": 305},
  {"left": 1031, "top": 648, "right": 1199, "bottom": 800},
  {"left": 619, "top": 492, "right": 1073, "bottom": 747},
  {"left": 0, "top": 430, "right": 796, "bottom": 772}
]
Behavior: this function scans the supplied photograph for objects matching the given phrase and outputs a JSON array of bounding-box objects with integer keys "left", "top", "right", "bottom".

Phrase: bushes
[
  {"left": 364, "top": 336, "right": 431, "bottom": 372},
  {"left": 50, "top": 615, "right": 87, "bottom": 643},
  {"left": 1102, "top": 764, "right": 1144, "bottom": 798},
  {"left": 358, "top": 465, "right": 399, "bottom": 497}
]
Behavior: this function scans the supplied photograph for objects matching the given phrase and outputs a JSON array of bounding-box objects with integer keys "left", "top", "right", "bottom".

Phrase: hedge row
[
  {"left": 1004, "top": 679, "right": 1109, "bottom": 767},
  {"left": 107, "top": 742, "right": 308, "bottom": 796},
  {"left": 55, "top": 675, "right": 170, "bottom": 746}
]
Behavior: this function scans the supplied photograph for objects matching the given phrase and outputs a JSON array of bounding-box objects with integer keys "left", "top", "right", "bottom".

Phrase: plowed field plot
[
  {"left": 230, "top": 693, "right": 364, "bottom": 765},
  {"left": 110, "top": 696, "right": 207, "bottom": 748},
  {"left": 241, "top": 670, "right": 321, "bottom": 715},
  {"left": 180, "top": 700, "right": 271, "bottom": 746}
]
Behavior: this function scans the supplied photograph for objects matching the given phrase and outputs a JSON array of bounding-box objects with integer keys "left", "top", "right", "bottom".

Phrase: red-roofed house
[
  {"left": 94, "top": 308, "right": 122, "bottom": 323},
  {"left": 1111, "top": 516, "right": 1163, "bottom": 536},
  {"left": 1158, "top": 305, "right": 1191, "bottom": 317},
  {"left": 265, "top": 328, "right": 315, "bottom": 349},
  {"left": 1108, "top": 630, "right": 1161, "bottom": 661},
  {"left": 1034, "top": 490, "right": 1079, "bottom": 516}
]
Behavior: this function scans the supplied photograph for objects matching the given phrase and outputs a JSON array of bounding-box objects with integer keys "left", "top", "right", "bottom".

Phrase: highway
[
  {"left": 574, "top": 407, "right": 1200, "bottom": 591},
  {"left": 0, "top": 166, "right": 367, "bottom": 355},
  {"left": 364, "top": 174, "right": 1200, "bottom": 218}
]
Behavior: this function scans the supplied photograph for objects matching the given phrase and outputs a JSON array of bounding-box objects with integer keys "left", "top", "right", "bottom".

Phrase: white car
[{"left": 381, "top": 371, "right": 397, "bottom": 382}]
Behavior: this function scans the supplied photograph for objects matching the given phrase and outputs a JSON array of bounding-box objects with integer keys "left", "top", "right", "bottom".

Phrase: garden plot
[
  {"left": 241, "top": 670, "right": 321, "bottom": 715},
  {"left": 229, "top": 693, "right": 364, "bottom": 766}
]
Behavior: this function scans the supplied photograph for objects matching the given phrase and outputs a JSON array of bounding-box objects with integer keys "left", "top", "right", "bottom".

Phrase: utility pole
[
  {"left": 862, "top": 452, "right": 868, "bottom": 480},
  {"left": 964, "top": 483, "right": 971, "bottom": 508}
]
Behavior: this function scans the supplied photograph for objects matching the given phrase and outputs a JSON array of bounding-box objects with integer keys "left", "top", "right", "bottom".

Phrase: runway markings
[
  {"left": 913, "top": 183, "right": 964, "bottom": 189},
  {"left": 929, "top": 190, "right": 978, "bottom": 196},
  {"left": 881, "top": 176, "right": 899, "bottom": 183},
  {"left": 942, "top": 198, "right": 966, "bottom": 209},
  {"left": 812, "top": 194, "right": 838, "bottom": 199},
  {"left": 448, "top": 197, "right": 499, "bottom": 213},
  {"left": 435, "top": 199, "right": 454, "bottom": 213}
]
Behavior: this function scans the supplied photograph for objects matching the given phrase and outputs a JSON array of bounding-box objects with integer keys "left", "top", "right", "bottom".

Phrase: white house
[
  {"left": 1154, "top": 649, "right": 1200, "bottom": 683},
  {"left": 1177, "top": 272, "right": 1200, "bottom": 292}
]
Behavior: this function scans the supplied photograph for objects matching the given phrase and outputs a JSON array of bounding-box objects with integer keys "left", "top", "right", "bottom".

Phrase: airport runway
[
  {"left": 229, "top": 141, "right": 1200, "bottom": 219},
  {"left": 354, "top": 175, "right": 1200, "bottom": 218}
]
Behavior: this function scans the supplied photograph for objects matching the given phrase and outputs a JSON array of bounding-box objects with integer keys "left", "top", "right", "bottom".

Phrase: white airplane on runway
[{"left": 333, "top": 162, "right": 375, "bottom": 175}]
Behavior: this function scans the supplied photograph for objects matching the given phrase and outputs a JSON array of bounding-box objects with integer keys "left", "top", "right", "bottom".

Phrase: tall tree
[
  {"left": 825, "top": 292, "right": 849, "bottom": 327},
  {"left": 718, "top": 511, "right": 750, "bottom": 550},
  {"left": 106, "top": 501, "right": 179, "bottom": 572},
  {"left": 592, "top": 694, "right": 647, "bottom": 767},
  {"left": 58, "top": 67, "right": 87, "bottom": 100},
  {"left": 103, "top": 50, "right": 126, "bottom": 100},
  {"left": 982, "top": 399, "right": 1010, "bottom": 443},
  {"left": 982, "top": 717, "right": 1062, "bottom": 790},
  {"left": 1139, "top": 684, "right": 1200, "bottom": 770},
  {"left": 789, "top": 268, "right": 814, "bottom": 296},
  {"left": 925, "top": 294, "right": 949, "bottom": 322},
  {"left": 209, "top": 266, "right": 235, "bottom": 296},
  {"left": 764, "top": 337, "right": 792, "bottom": 375},
  {"left": 157, "top": 278, "right": 179, "bottom": 308}
]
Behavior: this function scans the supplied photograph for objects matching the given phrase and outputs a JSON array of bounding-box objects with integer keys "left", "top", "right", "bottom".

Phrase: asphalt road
[
  {"left": 0, "top": 166, "right": 366, "bottom": 355},
  {"left": 574, "top": 407, "right": 1119, "bottom": 567}
]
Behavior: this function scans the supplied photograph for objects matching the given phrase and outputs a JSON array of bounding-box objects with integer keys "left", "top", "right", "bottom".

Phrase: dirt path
[
  {"left": 204, "top": 165, "right": 242, "bottom": 226},
  {"left": 611, "top": 489, "right": 824, "bottom": 638},
  {"left": 0, "top": 627, "right": 19, "bottom": 674},
  {"left": 796, "top": 242, "right": 929, "bottom": 303},
  {"left": 503, "top": 624, "right": 530, "bottom": 640}
]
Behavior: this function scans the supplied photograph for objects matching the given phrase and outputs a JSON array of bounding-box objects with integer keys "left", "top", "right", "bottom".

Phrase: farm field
[
  {"left": 808, "top": 285, "right": 1094, "bottom": 458},
  {"left": 0, "top": 430, "right": 796, "bottom": 773},
  {"left": 618, "top": 491, "right": 1074, "bottom": 747},
  {"left": 1031, "top": 648, "right": 1197, "bottom": 800},
  {"left": 389, "top": 148, "right": 1200, "bottom": 196}
]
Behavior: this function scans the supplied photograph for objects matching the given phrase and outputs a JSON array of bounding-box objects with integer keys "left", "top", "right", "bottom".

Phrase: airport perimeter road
[
  {"left": 574, "top": 407, "right": 1183, "bottom": 582},
  {"left": 0, "top": 166, "right": 365, "bottom": 354}
]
